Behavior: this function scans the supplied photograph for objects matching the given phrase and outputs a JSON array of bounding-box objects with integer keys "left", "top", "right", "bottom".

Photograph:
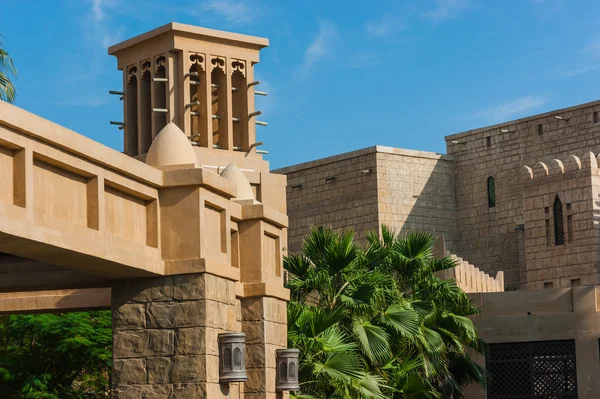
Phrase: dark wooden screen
[{"left": 487, "top": 340, "right": 577, "bottom": 399}]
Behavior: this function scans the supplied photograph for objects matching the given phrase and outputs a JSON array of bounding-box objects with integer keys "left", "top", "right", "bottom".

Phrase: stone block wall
[
  {"left": 112, "top": 273, "right": 242, "bottom": 398},
  {"left": 446, "top": 100, "right": 600, "bottom": 288},
  {"left": 241, "top": 297, "right": 289, "bottom": 399},
  {"left": 276, "top": 146, "right": 456, "bottom": 253},
  {"left": 521, "top": 152, "right": 600, "bottom": 289},
  {"left": 274, "top": 147, "right": 380, "bottom": 252},
  {"left": 375, "top": 147, "right": 457, "bottom": 251}
]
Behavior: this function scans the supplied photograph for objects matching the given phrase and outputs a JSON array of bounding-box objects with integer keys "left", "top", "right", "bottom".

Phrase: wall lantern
[
  {"left": 218, "top": 332, "right": 248, "bottom": 383},
  {"left": 276, "top": 348, "right": 300, "bottom": 391}
]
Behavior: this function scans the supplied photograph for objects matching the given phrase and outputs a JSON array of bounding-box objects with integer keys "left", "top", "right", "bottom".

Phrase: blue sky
[{"left": 2, "top": 0, "right": 599, "bottom": 168}]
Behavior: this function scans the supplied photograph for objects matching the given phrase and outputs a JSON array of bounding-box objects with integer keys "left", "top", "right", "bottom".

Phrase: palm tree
[
  {"left": 285, "top": 226, "right": 486, "bottom": 398},
  {"left": 0, "top": 36, "right": 17, "bottom": 103},
  {"left": 369, "top": 227, "right": 487, "bottom": 397}
]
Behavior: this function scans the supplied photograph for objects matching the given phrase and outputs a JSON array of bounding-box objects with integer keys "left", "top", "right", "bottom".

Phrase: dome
[
  {"left": 220, "top": 164, "right": 255, "bottom": 201},
  {"left": 145, "top": 123, "right": 198, "bottom": 168}
]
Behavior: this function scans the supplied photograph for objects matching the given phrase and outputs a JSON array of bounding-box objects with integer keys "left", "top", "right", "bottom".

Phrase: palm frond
[
  {"left": 352, "top": 320, "right": 391, "bottom": 364},
  {"left": 379, "top": 304, "right": 420, "bottom": 337}
]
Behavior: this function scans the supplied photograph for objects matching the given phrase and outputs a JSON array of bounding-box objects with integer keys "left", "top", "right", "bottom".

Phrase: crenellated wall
[
  {"left": 521, "top": 151, "right": 600, "bottom": 290},
  {"left": 447, "top": 100, "right": 600, "bottom": 288}
]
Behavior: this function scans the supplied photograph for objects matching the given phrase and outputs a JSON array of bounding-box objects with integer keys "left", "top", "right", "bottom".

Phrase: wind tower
[{"left": 108, "top": 22, "right": 270, "bottom": 172}]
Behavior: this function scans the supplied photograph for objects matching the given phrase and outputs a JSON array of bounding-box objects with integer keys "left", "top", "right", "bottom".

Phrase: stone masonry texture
[
  {"left": 276, "top": 146, "right": 456, "bottom": 254},
  {"left": 277, "top": 100, "right": 600, "bottom": 290},
  {"left": 112, "top": 273, "right": 243, "bottom": 399}
]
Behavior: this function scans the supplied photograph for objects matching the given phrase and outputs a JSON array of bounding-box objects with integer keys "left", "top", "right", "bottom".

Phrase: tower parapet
[
  {"left": 521, "top": 151, "right": 600, "bottom": 289},
  {"left": 109, "top": 23, "right": 269, "bottom": 171}
]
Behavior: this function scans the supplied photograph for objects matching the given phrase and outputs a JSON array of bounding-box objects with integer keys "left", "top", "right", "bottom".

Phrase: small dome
[
  {"left": 220, "top": 164, "right": 255, "bottom": 201},
  {"left": 145, "top": 123, "right": 198, "bottom": 168}
]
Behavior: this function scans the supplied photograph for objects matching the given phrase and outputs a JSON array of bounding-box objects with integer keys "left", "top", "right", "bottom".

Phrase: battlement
[
  {"left": 436, "top": 255, "right": 504, "bottom": 293},
  {"left": 522, "top": 151, "right": 599, "bottom": 181}
]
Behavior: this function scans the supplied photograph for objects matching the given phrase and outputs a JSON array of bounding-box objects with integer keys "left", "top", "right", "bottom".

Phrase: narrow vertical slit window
[
  {"left": 125, "top": 65, "right": 138, "bottom": 156},
  {"left": 486, "top": 136, "right": 491, "bottom": 147},
  {"left": 211, "top": 58, "right": 227, "bottom": 149},
  {"left": 487, "top": 176, "right": 496, "bottom": 208},
  {"left": 231, "top": 60, "right": 248, "bottom": 151},
  {"left": 567, "top": 215, "right": 573, "bottom": 243},
  {"left": 154, "top": 56, "right": 167, "bottom": 135},
  {"left": 594, "top": 111, "right": 598, "bottom": 124},
  {"left": 189, "top": 53, "right": 211, "bottom": 148},
  {"left": 553, "top": 194, "right": 564, "bottom": 246},
  {"left": 140, "top": 60, "right": 152, "bottom": 154},
  {"left": 538, "top": 124, "right": 543, "bottom": 136},
  {"left": 189, "top": 56, "right": 203, "bottom": 144}
]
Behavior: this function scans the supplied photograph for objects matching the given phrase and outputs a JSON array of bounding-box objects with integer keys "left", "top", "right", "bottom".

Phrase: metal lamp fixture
[
  {"left": 276, "top": 348, "right": 300, "bottom": 391},
  {"left": 218, "top": 332, "right": 248, "bottom": 383}
]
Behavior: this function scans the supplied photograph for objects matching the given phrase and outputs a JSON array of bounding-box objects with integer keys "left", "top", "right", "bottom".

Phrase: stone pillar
[
  {"left": 242, "top": 296, "right": 288, "bottom": 399},
  {"left": 112, "top": 273, "right": 241, "bottom": 398}
]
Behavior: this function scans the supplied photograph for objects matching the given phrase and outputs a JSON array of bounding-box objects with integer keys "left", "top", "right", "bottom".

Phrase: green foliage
[
  {"left": 286, "top": 226, "right": 486, "bottom": 399},
  {"left": 0, "top": 311, "right": 112, "bottom": 398},
  {"left": 0, "top": 35, "right": 17, "bottom": 103}
]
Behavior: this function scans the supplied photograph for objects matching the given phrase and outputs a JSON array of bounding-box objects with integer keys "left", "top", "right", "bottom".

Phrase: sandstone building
[
  {"left": 277, "top": 100, "right": 600, "bottom": 398},
  {"left": 277, "top": 100, "right": 600, "bottom": 291},
  {"left": 1, "top": 19, "right": 600, "bottom": 399},
  {"left": 0, "top": 23, "right": 294, "bottom": 398}
]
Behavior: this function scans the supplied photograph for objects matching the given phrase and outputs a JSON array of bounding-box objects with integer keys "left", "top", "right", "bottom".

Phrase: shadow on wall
[{"left": 377, "top": 150, "right": 458, "bottom": 252}]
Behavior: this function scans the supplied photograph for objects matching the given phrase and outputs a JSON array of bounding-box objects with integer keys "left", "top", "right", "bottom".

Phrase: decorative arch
[
  {"left": 487, "top": 176, "right": 496, "bottom": 208},
  {"left": 233, "top": 347, "right": 242, "bottom": 370},
  {"left": 223, "top": 347, "right": 232, "bottom": 369},
  {"left": 553, "top": 194, "right": 564, "bottom": 246},
  {"left": 289, "top": 361, "right": 297, "bottom": 379},
  {"left": 280, "top": 361, "right": 288, "bottom": 379}
]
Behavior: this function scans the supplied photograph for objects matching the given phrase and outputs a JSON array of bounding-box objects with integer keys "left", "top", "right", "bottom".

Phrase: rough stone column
[
  {"left": 242, "top": 296, "right": 288, "bottom": 399},
  {"left": 112, "top": 273, "right": 241, "bottom": 398}
]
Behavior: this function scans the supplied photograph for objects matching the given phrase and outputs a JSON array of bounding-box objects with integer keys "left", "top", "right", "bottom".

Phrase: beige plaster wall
[{"left": 466, "top": 286, "right": 600, "bottom": 398}]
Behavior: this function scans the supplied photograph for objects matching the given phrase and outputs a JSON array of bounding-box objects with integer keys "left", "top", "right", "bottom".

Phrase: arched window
[
  {"left": 280, "top": 361, "right": 288, "bottom": 380},
  {"left": 289, "top": 362, "right": 297, "bottom": 379},
  {"left": 487, "top": 177, "right": 496, "bottom": 208},
  {"left": 553, "top": 194, "right": 564, "bottom": 245},
  {"left": 233, "top": 347, "right": 242, "bottom": 370},
  {"left": 223, "top": 347, "right": 232, "bottom": 370}
]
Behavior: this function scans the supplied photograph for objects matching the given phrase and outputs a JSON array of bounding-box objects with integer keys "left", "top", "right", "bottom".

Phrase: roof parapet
[{"left": 523, "top": 152, "right": 597, "bottom": 180}]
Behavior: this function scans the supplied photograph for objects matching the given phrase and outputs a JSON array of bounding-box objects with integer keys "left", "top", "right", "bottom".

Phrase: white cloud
[
  {"left": 347, "top": 52, "right": 379, "bottom": 69},
  {"left": 473, "top": 95, "right": 548, "bottom": 122},
  {"left": 529, "top": 0, "right": 564, "bottom": 13},
  {"left": 583, "top": 40, "right": 600, "bottom": 58},
  {"left": 203, "top": 0, "right": 257, "bottom": 25},
  {"left": 86, "top": 0, "right": 124, "bottom": 49},
  {"left": 91, "top": 0, "right": 119, "bottom": 22},
  {"left": 425, "top": 0, "right": 471, "bottom": 22},
  {"left": 303, "top": 21, "right": 338, "bottom": 70},
  {"left": 561, "top": 64, "right": 600, "bottom": 77},
  {"left": 365, "top": 16, "right": 405, "bottom": 38}
]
